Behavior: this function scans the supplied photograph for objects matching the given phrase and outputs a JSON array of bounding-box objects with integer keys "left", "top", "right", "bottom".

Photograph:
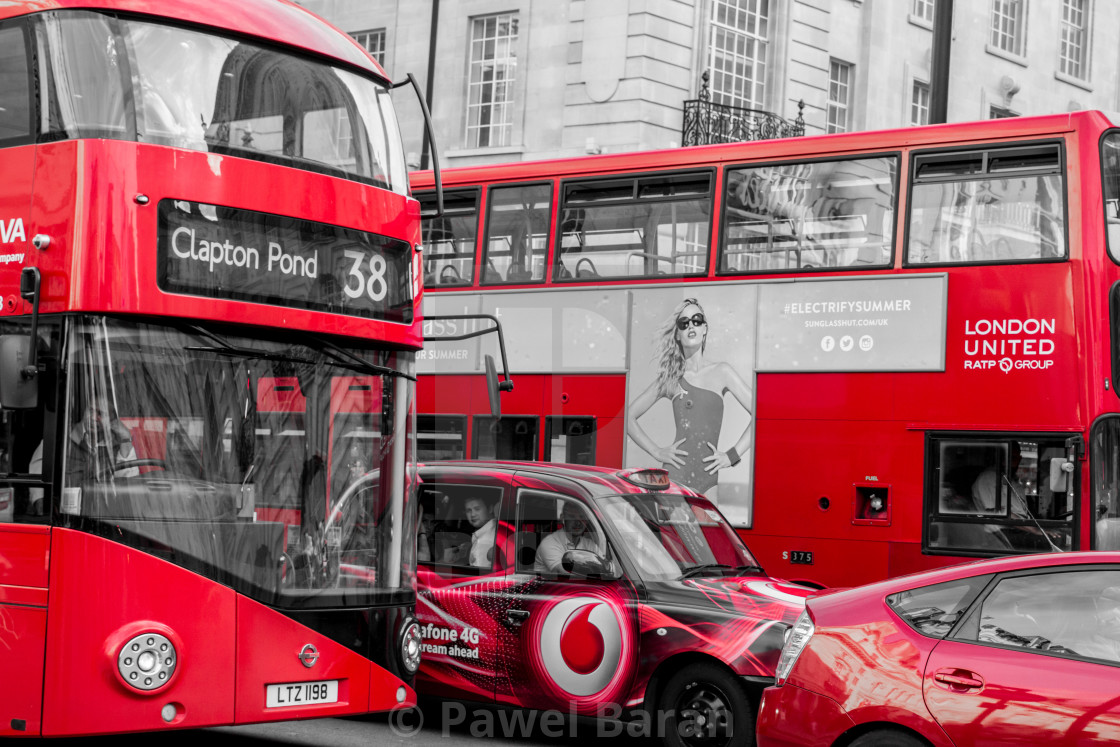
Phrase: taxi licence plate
[{"left": 265, "top": 679, "right": 339, "bottom": 708}]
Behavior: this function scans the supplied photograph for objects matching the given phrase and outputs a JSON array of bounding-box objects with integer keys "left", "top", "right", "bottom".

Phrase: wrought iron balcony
[{"left": 682, "top": 72, "right": 805, "bottom": 147}]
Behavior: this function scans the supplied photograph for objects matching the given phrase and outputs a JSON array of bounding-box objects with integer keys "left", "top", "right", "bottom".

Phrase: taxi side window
[
  {"left": 417, "top": 484, "right": 506, "bottom": 575},
  {"left": 953, "top": 570, "right": 1120, "bottom": 666},
  {"left": 515, "top": 491, "right": 608, "bottom": 578}
]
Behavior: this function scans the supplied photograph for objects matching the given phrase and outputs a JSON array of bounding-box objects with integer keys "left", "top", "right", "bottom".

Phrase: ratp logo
[{"left": 1, "top": 218, "right": 26, "bottom": 245}]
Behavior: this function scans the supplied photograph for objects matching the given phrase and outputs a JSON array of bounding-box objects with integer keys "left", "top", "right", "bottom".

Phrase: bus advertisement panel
[
  {"left": 413, "top": 111, "right": 1115, "bottom": 591},
  {"left": 0, "top": 0, "right": 424, "bottom": 737}
]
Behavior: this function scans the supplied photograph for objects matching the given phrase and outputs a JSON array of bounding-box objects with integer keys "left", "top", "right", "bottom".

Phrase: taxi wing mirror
[{"left": 561, "top": 549, "right": 618, "bottom": 580}]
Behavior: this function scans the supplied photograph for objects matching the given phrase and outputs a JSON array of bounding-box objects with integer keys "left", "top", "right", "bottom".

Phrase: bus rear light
[{"left": 118, "top": 632, "right": 178, "bottom": 692}]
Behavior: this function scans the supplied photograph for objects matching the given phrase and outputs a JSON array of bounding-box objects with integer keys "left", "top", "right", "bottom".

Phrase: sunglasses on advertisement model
[{"left": 676, "top": 313, "right": 707, "bottom": 330}]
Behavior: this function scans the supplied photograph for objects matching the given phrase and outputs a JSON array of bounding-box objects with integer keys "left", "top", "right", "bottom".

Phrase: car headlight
[
  {"left": 775, "top": 610, "right": 814, "bottom": 685},
  {"left": 399, "top": 618, "right": 422, "bottom": 675}
]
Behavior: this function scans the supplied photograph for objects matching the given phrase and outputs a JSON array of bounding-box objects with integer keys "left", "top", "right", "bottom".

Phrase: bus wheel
[{"left": 657, "top": 662, "right": 753, "bottom": 747}]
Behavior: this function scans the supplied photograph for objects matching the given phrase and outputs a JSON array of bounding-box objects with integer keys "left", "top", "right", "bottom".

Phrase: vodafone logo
[{"left": 538, "top": 597, "right": 623, "bottom": 696}]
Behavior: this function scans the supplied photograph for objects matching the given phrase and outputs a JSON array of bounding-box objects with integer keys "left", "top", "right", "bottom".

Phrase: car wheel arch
[{"left": 836, "top": 722, "right": 937, "bottom": 747}]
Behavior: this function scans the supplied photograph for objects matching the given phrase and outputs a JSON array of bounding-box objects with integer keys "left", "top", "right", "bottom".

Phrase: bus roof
[
  {"left": 1, "top": 0, "right": 387, "bottom": 81},
  {"left": 410, "top": 110, "right": 1114, "bottom": 189}
]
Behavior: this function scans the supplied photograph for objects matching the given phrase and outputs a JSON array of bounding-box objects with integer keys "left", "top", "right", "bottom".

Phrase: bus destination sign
[{"left": 157, "top": 199, "right": 413, "bottom": 322}]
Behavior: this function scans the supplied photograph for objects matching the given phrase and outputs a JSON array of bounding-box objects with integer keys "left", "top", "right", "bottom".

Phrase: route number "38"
[{"left": 343, "top": 249, "right": 388, "bottom": 302}]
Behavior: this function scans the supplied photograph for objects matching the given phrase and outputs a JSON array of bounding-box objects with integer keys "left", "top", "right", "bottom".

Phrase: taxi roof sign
[{"left": 618, "top": 468, "right": 672, "bottom": 491}]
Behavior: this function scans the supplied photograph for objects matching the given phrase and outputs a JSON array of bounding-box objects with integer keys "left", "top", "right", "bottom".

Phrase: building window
[
  {"left": 911, "top": 81, "right": 930, "bottom": 126},
  {"left": 990, "top": 105, "right": 1017, "bottom": 118},
  {"left": 990, "top": 0, "right": 1025, "bottom": 57},
  {"left": 1059, "top": 0, "right": 1089, "bottom": 80},
  {"left": 350, "top": 28, "right": 386, "bottom": 66},
  {"left": 466, "top": 12, "right": 518, "bottom": 149},
  {"left": 707, "top": 0, "right": 769, "bottom": 110},
  {"left": 912, "top": 0, "right": 935, "bottom": 23},
  {"left": 827, "top": 59, "right": 852, "bottom": 134}
]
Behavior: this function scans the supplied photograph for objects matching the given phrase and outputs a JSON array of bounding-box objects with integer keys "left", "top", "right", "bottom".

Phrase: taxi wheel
[
  {"left": 849, "top": 730, "right": 926, "bottom": 747},
  {"left": 658, "top": 662, "right": 753, "bottom": 747}
]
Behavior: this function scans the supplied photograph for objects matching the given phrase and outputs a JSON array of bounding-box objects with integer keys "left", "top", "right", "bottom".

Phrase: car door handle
[
  {"left": 506, "top": 609, "right": 530, "bottom": 625},
  {"left": 933, "top": 668, "right": 984, "bottom": 691}
]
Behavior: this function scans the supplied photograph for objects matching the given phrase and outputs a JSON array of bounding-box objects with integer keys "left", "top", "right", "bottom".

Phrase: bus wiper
[
  {"left": 184, "top": 345, "right": 317, "bottom": 364},
  {"left": 184, "top": 325, "right": 316, "bottom": 364},
  {"left": 297, "top": 333, "right": 416, "bottom": 382},
  {"left": 680, "top": 563, "right": 735, "bottom": 579}
]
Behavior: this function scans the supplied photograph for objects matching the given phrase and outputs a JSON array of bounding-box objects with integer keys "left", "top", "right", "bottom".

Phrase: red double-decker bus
[
  {"left": 412, "top": 110, "right": 1120, "bottom": 590},
  {"left": 0, "top": 0, "right": 426, "bottom": 736}
]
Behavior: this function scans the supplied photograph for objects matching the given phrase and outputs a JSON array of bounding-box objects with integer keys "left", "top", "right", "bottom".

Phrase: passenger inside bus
[
  {"left": 29, "top": 395, "right": 140, "bottom": 511},
  {"left": 64, "top": 394, "right": 140, "bottom": 486}
]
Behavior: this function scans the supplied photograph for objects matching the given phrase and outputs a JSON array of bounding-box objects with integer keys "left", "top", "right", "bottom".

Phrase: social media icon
[
  {"left": 859, "top": 335, "right": 873, "bottom": 351},
  {"left": 839, "top": 335, "right": 854, "bottom": 352},
  {"left": 821, "top": 336, "right": 835, "bottom": 352}
]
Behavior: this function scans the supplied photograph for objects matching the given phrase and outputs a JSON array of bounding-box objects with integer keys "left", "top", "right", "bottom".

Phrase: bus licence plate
[{"left": 266, "top": 679, "right": 339, "bottom": 708}]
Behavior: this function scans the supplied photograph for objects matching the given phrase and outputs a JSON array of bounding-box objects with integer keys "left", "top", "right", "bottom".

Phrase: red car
[
  {"left": 757, "top": 551, "right": 1120, "bottom": 746},
  {"left": 414, "top": 461, "right": 811, "bottom": 746}
]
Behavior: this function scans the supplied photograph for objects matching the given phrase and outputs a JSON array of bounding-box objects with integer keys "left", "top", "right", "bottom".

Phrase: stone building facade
[{"left": 299, "top": 0, "right": 1120, "bottom": 168}]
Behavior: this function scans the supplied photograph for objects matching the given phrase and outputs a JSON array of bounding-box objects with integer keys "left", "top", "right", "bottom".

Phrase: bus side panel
[
  {"left": 0, "top": 526, "right": 50, "bottom": 735},
  {"left": 41, "top": 530, "right": 236, "bottom": 736},
  {"left": 751, "top": 414, "right": 927, "bottom": 588},
  {"left": 0, "top": 524, "right": 49, "bottom": 591},
  {"left": 0, "top": 604, "right": 46, "bottom": 736},
  {"left": 744, "top": 534, "right": 890, "bottom": 589},
  {"left": 546, "top": 375, "right": 626, "bottom": 465},
  {"left": 0, "top": 143, "right": 35, "bottom": 317},
  {"left": 234, "top": 596, "right": 376, "bottom": 722}
]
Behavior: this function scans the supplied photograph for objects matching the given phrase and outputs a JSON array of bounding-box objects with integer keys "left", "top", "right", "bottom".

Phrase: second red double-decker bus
[
  {"left": 0, "top": 0, "right": 426, "bottom": 736},
  {"left": 412, "top": 110, "right": 1120, "bottom": 591}
]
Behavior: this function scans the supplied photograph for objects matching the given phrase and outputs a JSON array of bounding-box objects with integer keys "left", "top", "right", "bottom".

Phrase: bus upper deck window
[
  {"left": 1102, "top": 133, "right": 1120, "bottom": 265},
  {"left": 906, "top": 142, "right": 1066, "bottom": 266},
  {"left": 554, "top": 171, "right": 714, "bottom": 281}
]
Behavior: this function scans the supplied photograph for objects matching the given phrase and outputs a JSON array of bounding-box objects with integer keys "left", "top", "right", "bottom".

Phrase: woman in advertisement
[{"left": 627, "top": 297, "right": 753, "bottom": 500}]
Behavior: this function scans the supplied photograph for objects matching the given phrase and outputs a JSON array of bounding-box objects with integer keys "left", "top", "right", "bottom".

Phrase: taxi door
[
  {"left": 414, "top": 467, "right": 513, "bottom": 703},
  {"left": 493, "top": 475, "right": 640, "bottom": 716}
]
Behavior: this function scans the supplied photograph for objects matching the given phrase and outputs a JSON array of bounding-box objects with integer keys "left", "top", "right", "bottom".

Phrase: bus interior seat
[
  {"left": 575, "top": 257, "right": 598, "bottom": 278},
  {"left": 506, "top": 264, "right": 532, "bottom": 283},
  {"left": 439, "top": 265, "right": 462, "bottom": 284},
  {"left": 483, "top": 258, "right": 504, "bottom": 283}
]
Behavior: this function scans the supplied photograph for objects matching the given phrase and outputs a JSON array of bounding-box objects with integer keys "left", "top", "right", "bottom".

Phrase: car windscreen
[{"left": 598, "top": 492, "right": 759, "bottom": 581}]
